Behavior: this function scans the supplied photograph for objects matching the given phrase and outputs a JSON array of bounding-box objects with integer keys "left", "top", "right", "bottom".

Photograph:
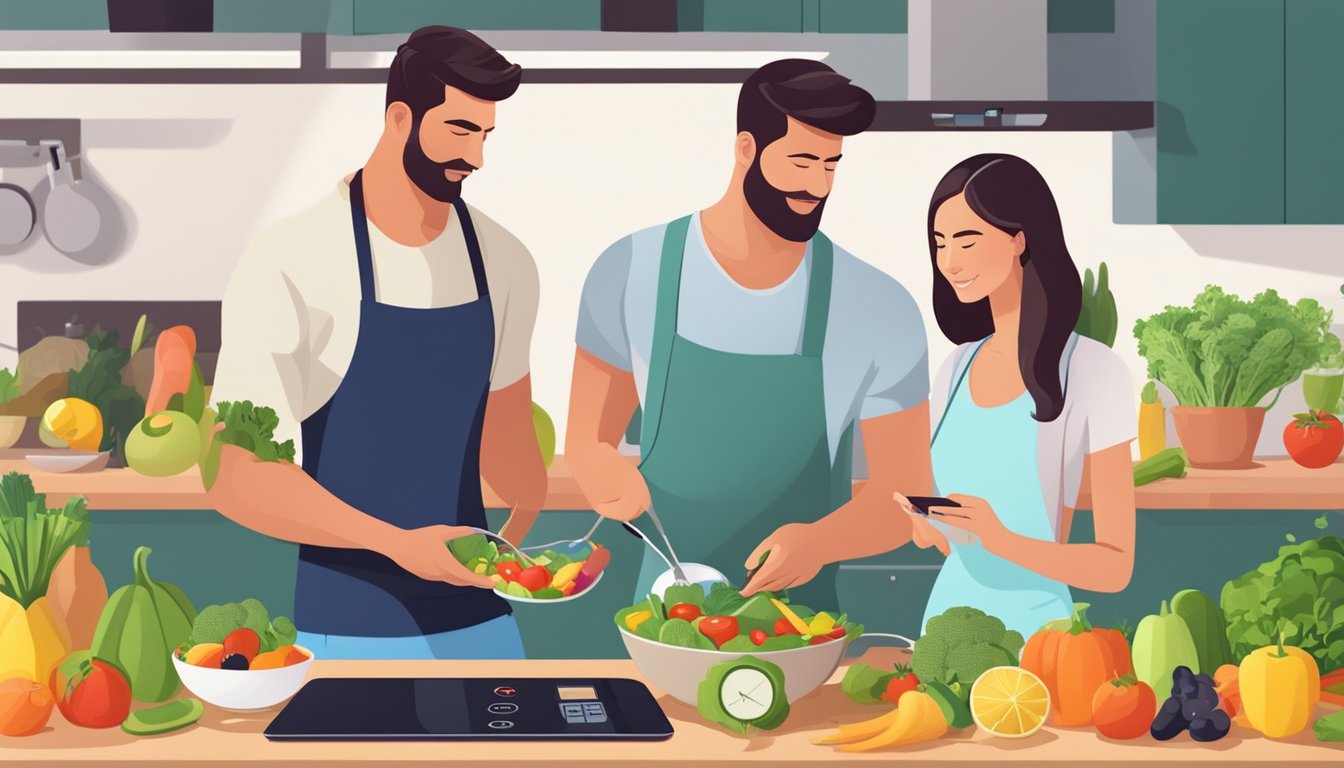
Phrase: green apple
[{"left": 532, "top": 402, "right": 556, "bottom": 469}]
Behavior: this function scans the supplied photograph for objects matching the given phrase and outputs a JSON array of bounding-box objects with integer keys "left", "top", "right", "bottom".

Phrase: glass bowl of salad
[
  {"left": 614, "top": 582, "right": 864, "bottom": 706},
  {"left": 449, "top": 531, "right": 610, "bottom": 603}
]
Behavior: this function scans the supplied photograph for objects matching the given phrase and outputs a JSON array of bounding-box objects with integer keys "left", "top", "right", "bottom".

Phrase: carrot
[{"left": 145, "top": 326, "right": 197, "bottom": 417}]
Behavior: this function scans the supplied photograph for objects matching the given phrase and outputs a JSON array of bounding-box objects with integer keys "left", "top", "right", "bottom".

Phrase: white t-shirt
[{"left": 212, "top": 179, "right": 539, "bottom": 463}]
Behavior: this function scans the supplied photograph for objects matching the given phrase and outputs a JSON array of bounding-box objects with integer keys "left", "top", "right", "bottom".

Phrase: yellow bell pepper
[
  {"left": 1238, "top": 632, "right": 1321, "bottom": 738},
  {"left": 0, "top": 594, "right": 72, "bottom": 689},
  {"left": 624, "top": 610, "right": 653, "bottom": 632},
  {"left": 770, "top": 598, "right": 812, "bottom": 635},
  {"left": 808, "top": 612, "right": 836, "bottom": 636},
  {"left": 550, "top": 561, "right": 585, "bottom": 591}
]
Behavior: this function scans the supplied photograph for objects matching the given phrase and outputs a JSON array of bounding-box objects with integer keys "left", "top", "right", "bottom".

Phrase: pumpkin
[{"left": 1021, "top": 603, "right": 1133, "bottom": 727}]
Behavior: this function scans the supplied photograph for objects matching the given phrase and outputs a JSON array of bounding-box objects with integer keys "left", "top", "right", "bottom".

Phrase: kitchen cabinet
[
  {"left": 1286, "top": 0, "right": 1344, "bottom": 224},
  {"left": 1156, "top": 0, "right": 1285, "bottom": 224},
  {"left": 331, "top": 0, "right": 603, "bottom": 35},
  {"left": 677, "top": 0, "right": 803, "bottom": 33},
  {"left": 0, "top": 0, "right": 107, "bottom": 29},
  {"left": 214, "top": 0, "right": 334, "bottom": 33},
  {"left": 1047, "top": 0, "right": 1114, "bottom": 33},
  {"left": 815, "top": 0, "right": 908, "bottom": 33}
]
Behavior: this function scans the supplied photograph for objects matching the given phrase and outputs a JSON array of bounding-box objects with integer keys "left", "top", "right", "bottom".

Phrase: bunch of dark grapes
[{"left": 1150, "top": 666, "right": 1231, "bottom": 742}]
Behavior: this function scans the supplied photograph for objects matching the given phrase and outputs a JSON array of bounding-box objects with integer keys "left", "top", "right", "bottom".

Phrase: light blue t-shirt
[{"left": 575, "top": 213, "right": 930, "bottom": 464}]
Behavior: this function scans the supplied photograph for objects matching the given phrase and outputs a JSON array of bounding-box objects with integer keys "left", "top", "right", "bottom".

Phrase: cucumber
[
  {"left": 1134, "top": 447, "right": 1188, "bottom": 486},
  {"left": 121, "top": 699, "right": 204, "bottom": 736}
]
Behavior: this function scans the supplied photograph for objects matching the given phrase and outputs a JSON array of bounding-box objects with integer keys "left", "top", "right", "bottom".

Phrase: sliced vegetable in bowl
[{"left": 448, "top": 533, "right": 610, "bottom": 603}]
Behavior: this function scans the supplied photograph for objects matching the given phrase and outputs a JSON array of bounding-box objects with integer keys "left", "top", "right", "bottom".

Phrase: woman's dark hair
[
  {"left": 928, "top": 154, "right": 1082, "bottom": 423},
  {"left": 386, "top": 26, "right": 523, "bottom": 118},
  {"left": 737, "top": 59, "right": 876, "bottom": 148}
]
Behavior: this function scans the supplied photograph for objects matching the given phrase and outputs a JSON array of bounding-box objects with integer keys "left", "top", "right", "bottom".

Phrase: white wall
[{"left": 2, "top": 81, "right": 1340, "bottom": 455}]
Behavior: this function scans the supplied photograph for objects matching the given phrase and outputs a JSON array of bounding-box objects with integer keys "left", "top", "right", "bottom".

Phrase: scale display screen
[{"left": 265, "top": 677, "right": 673, "bottom": 742}]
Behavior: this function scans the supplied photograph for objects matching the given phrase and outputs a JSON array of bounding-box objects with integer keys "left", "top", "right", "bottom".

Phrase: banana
[
  {"left": 835, "top": 690, "right": 948, "bottom": 752},
  {"left": 811, "top": 708, "right": 901, "bottom": 745}
]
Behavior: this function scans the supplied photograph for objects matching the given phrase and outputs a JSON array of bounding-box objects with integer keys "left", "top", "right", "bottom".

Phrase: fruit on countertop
[
  {"left": 1169, "top": 589, "right": 1233, "bottom": 675},
  {"left": 1238, "top": 632, "right": 1320, "bottom": 739},
  {"left": 1149, "top": 665, "right": 1231, "bottom": 743},
  {"left": 1138, "top": 381, "right": 1166, "bottom": 462},
  {"left": 47, "top": 544, "right": 108, "bottom": 652},
  {"left": 1283, "top": 410, "right": 1344, "bottom": 468},
  {"left": 121, "top": 697, "right": 204, "bottom": 736},
  {"left": 879, "top": 664, "right": 920, "bottom": 705},
  {"left": 90, "top": 546, "right": 196, "bottom": 703},
  {"left": 1132, "top": 600, "right": 1200, "bottom": 692},
  {"left": 1020, "top": 602, "right": 1132, "bottom": 727},
  {"left": 969, "top": 666, "right": 1050, "bottom": 738},
  {"left": 125, "top": 410, "right": 202, "bottom": 477},
  {"left": 40, "top": 397, "right": 104, "bottom": 452},
  {"left": 1221, "top": 534, "right": 1344, "bottom": 677},
  {"left": 50, "top": 651, "right": 132, "bottom": 729},
  {"left": 1133, "top": 447, "right": 1187, "bottom": 487},
  {"left": 1091, "top": 674, "right": 1156, "bottom": 740},
  {"left": 0, "top": 677, "right": 55, "bottom": 737},
  {"left": 815, "top": 688, "right": 949, "bottom": 751},
  {"left": 0, "top": 472, "right": 89, "bottom": 689},
  {"left": 911, "top": 606, "right": 1025, "bottom": 703}
]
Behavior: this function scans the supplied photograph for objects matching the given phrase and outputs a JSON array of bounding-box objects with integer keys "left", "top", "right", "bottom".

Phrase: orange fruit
[{"left": 41, "top": 398, "right": 103, "bottom": 452}]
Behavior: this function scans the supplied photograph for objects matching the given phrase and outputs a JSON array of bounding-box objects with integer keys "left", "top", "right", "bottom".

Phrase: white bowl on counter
[
  {"left": 172, "top": 646, "right": 314, "bottom": 711},
  {"left": 25, "top": 450, "right": 110, "bottom": 473},
  {"left": 0, "top": 416, "right": 26, "bottom": 449}
]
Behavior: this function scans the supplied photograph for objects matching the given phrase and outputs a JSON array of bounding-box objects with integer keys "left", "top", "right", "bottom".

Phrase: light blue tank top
[{"left": 922, "top": 354, "right": 1073, "bottom": 642}]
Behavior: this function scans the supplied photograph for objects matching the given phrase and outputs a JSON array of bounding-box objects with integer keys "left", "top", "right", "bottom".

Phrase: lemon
[
  {"left": 970, "top": 666, "right": 1051, "bottom": 738},
  {"left": 41, "top": 398, "right": 104, "bottom": 452}
]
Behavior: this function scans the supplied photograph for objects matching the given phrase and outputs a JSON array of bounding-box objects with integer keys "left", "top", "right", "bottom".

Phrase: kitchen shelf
[{"left": 871, "top": 100, "right": 1154, "bottom": 131}]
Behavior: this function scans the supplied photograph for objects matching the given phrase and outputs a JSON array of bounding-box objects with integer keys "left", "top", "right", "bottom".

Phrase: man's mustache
[
  {"left": 784, "top": 190, "right": 823, "bottom": 203},
  {"left": 440, "top": 159, "right": 478, "bottom": 172}
]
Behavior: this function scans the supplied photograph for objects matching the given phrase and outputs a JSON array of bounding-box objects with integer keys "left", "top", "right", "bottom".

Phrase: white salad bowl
[
  {"left": 619, "top": 627, "right": 850, "bottom": 706},
  {"left": 172, "top": 646, "right": 314, "bottom": 711},
  {"left": 25, "top": 450, "right": 109, "bottom": 473},
  {"left": 494, "top": 570, "right": 605, "bottom": 604}
]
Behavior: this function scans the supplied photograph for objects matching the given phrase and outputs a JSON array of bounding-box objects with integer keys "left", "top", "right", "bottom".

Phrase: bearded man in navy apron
[
  {"left": 209, "top": 27, "right": 546, "bottom": 660},
  {"left": 567, "top": 60, "right": 934, "bottom": 609}
]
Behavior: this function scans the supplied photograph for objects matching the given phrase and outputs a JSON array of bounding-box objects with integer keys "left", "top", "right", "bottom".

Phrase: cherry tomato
[
  {"left": 669, "top": 603, "right": 702, "bottom": 622},
  {"left": 516, "top": 565, "right": 552, "bottom": 593},
  {"left": 749, "top": 629, "right": 768, "bottom": 646},
  {"left": 827, "top": 627, "right": 848, "bottom": 640},
  {"left": 698, "top": 616, "right": 739, "bottom": 648},
  {"left": 495, "top": 561, "right": 523, "bottom": 582},
  {"left": 223, "top": 628, "right": 261, "bottom": 662},
  {"left": 774, "top": 618, "right": 799, "bottom": 636},
  {"left": 880, "top": 665, "right": 921, "bottom": 704},
  {"left": 809, "top": 634, "right": 836, "bottom": 645}
]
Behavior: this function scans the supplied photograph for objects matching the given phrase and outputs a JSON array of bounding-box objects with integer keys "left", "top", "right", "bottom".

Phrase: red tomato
[
  {"left": 698, "top": 616, "right": 739, "bottom": 648},
  {"left": 1284, "top": 411, "right": 1344, "bottom": 468},
  {"left": 1091, "top": 676, "right": 1157, "bottom": 740},
  {"left": 774, "top": 618, "right": 799, "bottom": 636},
  {"left": 516, "top": 565, "right": 552, "bottom": 593},
  {"left": 495, "top": 561, "right": 523, "bottom": 582},
  {"left": 223, "top": 628, "right": 261, "bottom": 662},
  {"left": 808, "top": 635, "right": 835, "bottom": 645},
  {"left": 826, "top": 627, "right": 848, "bottom": 640},
  {"left": 49, "top": 652, "right": 132, "bottom": 729},
  {"left": 669, "top": 603, "right": 701, "bottom": 622},
  {"left": 880, "top": 665, "right": 921, "bottom": 704},
  {"left": 749, "top": 629, "right": 768, "bottom": 646}
]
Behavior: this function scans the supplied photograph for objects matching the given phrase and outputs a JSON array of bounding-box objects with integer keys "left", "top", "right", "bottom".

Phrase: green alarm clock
[{"left": 697, "top": 656, "right": 790, "bottom": 733}]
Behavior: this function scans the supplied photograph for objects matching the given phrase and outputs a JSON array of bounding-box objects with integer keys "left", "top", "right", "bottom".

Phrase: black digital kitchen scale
[{"left": 264, "top": 678, "right": 674, "bottom": 741}]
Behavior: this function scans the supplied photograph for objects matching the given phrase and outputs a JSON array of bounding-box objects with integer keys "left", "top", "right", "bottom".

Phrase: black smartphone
[{"left": 904, "top": 496, "right": 964, "bottom": 518}]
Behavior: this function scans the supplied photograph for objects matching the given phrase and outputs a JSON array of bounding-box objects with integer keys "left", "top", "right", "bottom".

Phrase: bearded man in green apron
[{"left": 567, "top": 60, "right": 933, "bottom": 609}]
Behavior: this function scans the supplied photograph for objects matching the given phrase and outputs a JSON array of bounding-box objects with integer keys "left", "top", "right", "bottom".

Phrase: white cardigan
[{"left": 929, "top": 333, "right": 1137, "bottom": 540}]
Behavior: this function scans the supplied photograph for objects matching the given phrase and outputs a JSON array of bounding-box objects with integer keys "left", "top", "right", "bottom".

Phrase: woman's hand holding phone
[{"left": 893, "top": 492, "right": 951, "bottom": 556}]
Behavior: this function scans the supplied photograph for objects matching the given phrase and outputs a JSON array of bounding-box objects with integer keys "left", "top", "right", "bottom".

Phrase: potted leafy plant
[
  {"left": 0, "top": 368, "right": 23, "bottom": 449},
  {"left": 1133, "top": 285, "right": 1340, "bottom": 469},
  {"left": 107, "top": 0, "right": 213, "bottom": 33}
]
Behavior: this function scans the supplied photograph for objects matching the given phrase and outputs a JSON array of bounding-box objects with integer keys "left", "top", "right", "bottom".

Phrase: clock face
[{"left": 720, "top": 667, "right": 776, "bottom": 721}]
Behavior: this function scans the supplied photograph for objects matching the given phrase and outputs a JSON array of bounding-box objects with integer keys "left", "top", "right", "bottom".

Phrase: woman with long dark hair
[{"left": 898, "top": 154, "right": 1138, "bottom": 640}]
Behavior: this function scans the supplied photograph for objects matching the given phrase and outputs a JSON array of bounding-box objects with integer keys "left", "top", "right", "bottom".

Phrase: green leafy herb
[
  {"left": 214, "top": 401, "right": 296, "bottom": 462},
  {"left": 1317, "top": 515, "right": 1330, "bottom": 530},
  {"left": 65, "top": 327, "right": 146, "bottom": 461},
  {"left": 0, "top": 471, "right": 90, "bottom": 607},
  {"left": 1133, "top": 286, "right": 1340, "bottom": 408},
  {"left": 663, "top": 583, "right": 705, "bottom": 609},
  {"left": 1221, "top": 535, "right": 1344, "bottom": 675},
  {"left": 841, "top": 663, "right": 898, "bottom": 704},
  {"left": 0, "top": 368, "right": 19, "bottom": 405}
]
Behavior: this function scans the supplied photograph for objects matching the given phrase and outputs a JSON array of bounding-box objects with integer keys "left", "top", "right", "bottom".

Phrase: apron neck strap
[
  {"left": 348, "top": 170, "right": 490, "bottom": 303},
  {"left": 801, "top": 232, "right": 833, "bottom": 359}
]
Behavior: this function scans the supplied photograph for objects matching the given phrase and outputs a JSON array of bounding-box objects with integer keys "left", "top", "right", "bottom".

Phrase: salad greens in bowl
[
  {"left": 448, "top": 533, "right": 608, "bottom": 603},
  {"left": 614, "top": 582, "right": 863, "bottom": 705}
]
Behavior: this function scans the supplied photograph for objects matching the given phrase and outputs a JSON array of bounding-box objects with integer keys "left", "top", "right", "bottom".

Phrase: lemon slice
[{"left": 970, "top": 666, "right": 1050, "bottom": 738}]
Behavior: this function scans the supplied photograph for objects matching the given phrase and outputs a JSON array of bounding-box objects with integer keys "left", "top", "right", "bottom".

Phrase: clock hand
[
  {"left": 744, "top": 680, "right": 766, "bottom": 697},
  {"left": 739, "top": 692, "right": 763, "bottom": 707}
]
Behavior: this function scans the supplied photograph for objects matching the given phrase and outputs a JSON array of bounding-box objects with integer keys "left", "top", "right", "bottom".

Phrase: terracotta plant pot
[{"left": 1171, "top": 406, "right": 1266, "bottom": 469}]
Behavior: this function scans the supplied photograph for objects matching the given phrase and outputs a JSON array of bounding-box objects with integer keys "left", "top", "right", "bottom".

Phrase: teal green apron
[
  {"left": 923, "top": 342, "right": 1073, "bottom": 641},
  {"left": 631, "top": 216, "right": 853, "bottom": 610}
]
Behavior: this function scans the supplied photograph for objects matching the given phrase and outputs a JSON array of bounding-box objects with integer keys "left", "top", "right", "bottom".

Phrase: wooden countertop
[
  {"left": 1, "top": 453, "right": 1339, "bottom": 512},
  {"left": 2, "top": 656, "right": 1339, "bottom": 766}
]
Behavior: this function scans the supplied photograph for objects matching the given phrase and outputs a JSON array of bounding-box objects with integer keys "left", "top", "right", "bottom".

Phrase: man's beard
[
  {"left": 402, "top": 120, "right": 477, "bottom": 203},
  {"left": 742, "top": 155, "right": 828, "bottom": 243}
]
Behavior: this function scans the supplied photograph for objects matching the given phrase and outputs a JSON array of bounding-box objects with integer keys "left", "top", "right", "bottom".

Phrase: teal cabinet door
[
  {"left": 215, "top": 0, "right": 334, "bottom": 33},
  {"left": 816, "top": 0, "right": 907, "bottom": 33},
  {"left": 679, "top": 1, "right": 803, "bottom": 32},
  {"left": 1286, "top": 0, "right": 1344, "bottom": 223},
  {"left": 837, "top": 565, "right": 940, "bottom": 643},
  {"left": 1157, "top": 0, "right": 1285, "bottom": 224},
  {"left": 0, "top": 0, "right": 107, "bottom": 29},
  {"left": 342, "top": 0, "right": 602, "bottom": 35}
]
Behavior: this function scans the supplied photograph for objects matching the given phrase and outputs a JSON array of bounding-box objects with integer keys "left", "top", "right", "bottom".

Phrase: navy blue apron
[{"left": 294, "top": 170, "right": 510, "bottom": 637}]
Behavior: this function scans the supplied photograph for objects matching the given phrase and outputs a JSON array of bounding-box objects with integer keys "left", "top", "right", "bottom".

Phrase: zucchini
[
  {"left": 1134, "top": 447, "right": 1187, "bottom": 487},
  {"left": 1170, "top": 589, "right": 1234, "bottom": 673},
  {"left": 121, "top": 698, "right": 204, "bottom": 736}
]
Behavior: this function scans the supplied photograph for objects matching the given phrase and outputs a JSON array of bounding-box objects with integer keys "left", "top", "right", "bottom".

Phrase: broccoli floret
[
  {"left": 239, "top": 597, "right": 270, "bottom": 638},
  {"left": 265, "top": 616, "right": 298, "bottom": 651},
  {"left": 189, "top": 603, "right": 246, "bottom": 646},
  {"left": 912, "top": 606, "right": 1026, "bottom": 688},
  {"left": 658, "top": 618, "right": 715, "bottom": 650}
]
